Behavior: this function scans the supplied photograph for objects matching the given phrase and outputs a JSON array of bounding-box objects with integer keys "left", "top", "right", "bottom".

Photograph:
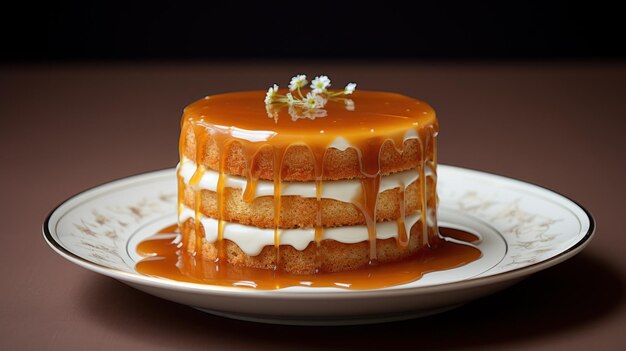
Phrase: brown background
[{"left": 1, "top": 62, "right": 624, "bottom": 350}]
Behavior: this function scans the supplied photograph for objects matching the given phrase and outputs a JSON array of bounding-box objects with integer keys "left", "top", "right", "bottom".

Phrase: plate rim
[{"left": 42, "top": 165, "right": 596, "bottom": 299}]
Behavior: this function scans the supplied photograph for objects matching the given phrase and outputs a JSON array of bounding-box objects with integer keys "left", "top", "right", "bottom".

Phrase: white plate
[{"left": 43, "top": 166, "right": 594, "bottom": 325}]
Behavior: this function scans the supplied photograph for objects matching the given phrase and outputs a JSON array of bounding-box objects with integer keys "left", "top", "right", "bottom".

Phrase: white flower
[
  {"left": 288, "top": 74, "right": 308, "bottom": 91},
  {"left": 311, "top": 75, "right": 331, "bottom": 94},
  {"left": 344, "top": 83, "right": 356, "bottom": 95},
  {"left": 285, "top": 93, "right": 296, "bottom": 105},
  {"left": 304, "top": 92, "right": 326, "bottom": 109},
  {"left": 303, "top": 92, "right": 317, "bottom": 108},
  {"left": 264, "top": 84, "right": 279, "bottom": 104}
]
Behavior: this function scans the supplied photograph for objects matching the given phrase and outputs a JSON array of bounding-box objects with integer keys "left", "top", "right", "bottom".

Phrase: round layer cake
[{"left": 177, "top": 89, "right": 439, "bottom": 274}]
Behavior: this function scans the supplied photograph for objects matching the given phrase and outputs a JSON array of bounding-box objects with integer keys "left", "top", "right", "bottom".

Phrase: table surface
[{"left": 1, "top": 61, "right": 624, "bottom": 350}]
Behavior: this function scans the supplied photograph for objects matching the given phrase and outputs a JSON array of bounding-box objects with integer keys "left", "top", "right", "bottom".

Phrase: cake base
[{"left": 180, "top": 219, "right": 438, "bottom": 274}]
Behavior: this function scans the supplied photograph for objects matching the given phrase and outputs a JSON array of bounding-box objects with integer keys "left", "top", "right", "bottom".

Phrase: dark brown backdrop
[
  {"left": 1, "top": 61, "right": 624, "bottom": 350},
  {"left": 3, "top": 2, "right": 625, "bottom": 61}
]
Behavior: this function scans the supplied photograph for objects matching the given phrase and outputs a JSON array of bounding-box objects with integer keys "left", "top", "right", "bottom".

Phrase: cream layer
[
  {"left": 179, "top": 207, "right": 421, "bottom": 256},
  {"left": 179, "top": 159, "right": 430, "bottom": 202}
]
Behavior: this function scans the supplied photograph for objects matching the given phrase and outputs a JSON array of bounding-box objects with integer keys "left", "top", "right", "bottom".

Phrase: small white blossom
[
  {"left": 311, "top": 75, "right": 331, "bottom": 94},
  {"left": 303, "top": 92, "right": 317, "bottom": 108},
  {"left": 288, "top": 74, "right": 308, "bottom": 91},
  {"left": 264, "top": 84, "right": 279, "bottom": 104},
  {"left": 286, "top": 92, "right": 296, "bottom": 105},
  {"left": 344, "top": 83, "right": 356, "bottom": 95},
  {"left": 304, "top": 92, "right": 326, "bottom": 108}
]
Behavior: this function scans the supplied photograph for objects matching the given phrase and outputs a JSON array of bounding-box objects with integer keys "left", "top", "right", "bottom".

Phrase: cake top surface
[{"left": 183, "top": 90, "right": 437, "bottom": 147}]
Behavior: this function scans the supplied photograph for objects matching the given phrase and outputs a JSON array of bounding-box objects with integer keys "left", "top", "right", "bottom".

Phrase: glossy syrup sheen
[
  {"left": 183, "top": 90, "right": 437, "bottom": 145},
  {"left": 135, "top": 225, "right": 482, "bottom": 290}
]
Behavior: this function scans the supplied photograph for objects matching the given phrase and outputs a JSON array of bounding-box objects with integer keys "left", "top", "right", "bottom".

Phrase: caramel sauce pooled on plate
[{"left": 136, "top": 224, "right": 481, "bottom": 290}]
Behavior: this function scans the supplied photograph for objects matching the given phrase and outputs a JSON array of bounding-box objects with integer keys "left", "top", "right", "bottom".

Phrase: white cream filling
[
  {"left": 179, "top": 207, "right": 421, "bottom": 256},
  {"left": 179, "top": 159, "right": 425, "bottom": 202}
]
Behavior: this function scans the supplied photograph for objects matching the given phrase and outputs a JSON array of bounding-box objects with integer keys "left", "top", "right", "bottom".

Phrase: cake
[{"left": 177, "top": 76, "right": 439, "bottom": 274}]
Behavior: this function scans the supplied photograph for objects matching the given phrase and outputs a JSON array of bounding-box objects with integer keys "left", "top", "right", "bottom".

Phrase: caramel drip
[
  {"left": 192, "top": 170, "right": 204, "bottom": 255},
  {"left": 314, "top": 178, "right": 323, "bottom": 271},
  {"left": 242, "top": 142, "right": 262, "bottom": 203},
  {"left": 190, "top": 123, "right": 210, "bottom": 256},
  {"left": 397, "top": 182, "right": 408, "bottom": 248},
  {"left": 272, "top": 147, "right": 285, "bottom": 270},
  {"left": 216, "top": 140, "right": 235, "bottom": 262},
  {"left": 176, "top": 123, "right": 189, "bottom": 223},
  {"left": 242, "top": 167, "right": 258, "bottom": 203},
  {"left": 353, "top": 137, "right": 384, "bottom": 263},
  {"left": 307, "top": 144, "right": 328, "bottom": 272},
  {"left": 415, "top": 134, "right": 429, "bottom": 247},
  {"left": 242, "top": 142, "right": 279, "bottom": 270},
  {"left": 176, "top": 174, "right": 185, "bottom": 224},
  {"left": 427, "top": 125, "right": 439, "bottom": 238},
  {"left": 135, "top": 224, "right": 482, "bottom": 290},
  {"left": 357, "top": 176, "right": 381, "bottom": 263}
]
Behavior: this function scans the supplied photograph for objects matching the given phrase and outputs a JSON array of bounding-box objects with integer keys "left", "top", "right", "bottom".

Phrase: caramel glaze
[
  {"left": 175, "top": 90, "right": 439, "bottom": 273},
  {"left": 136, "top": 224, "right": 481, "bottom": 290}
]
